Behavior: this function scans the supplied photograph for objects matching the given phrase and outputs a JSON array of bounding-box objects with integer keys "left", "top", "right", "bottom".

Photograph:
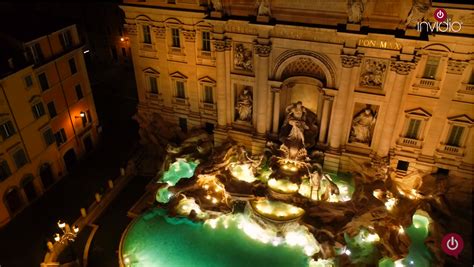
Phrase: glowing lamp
[
  {"left": 57, "top": 220, "right": 66, "bottom": 229},
  {"left": 54, "top": 233, "right": 60, "bottom": 242},
  {"left": 120, "top": 37, "right": 125, "bottom": 42},
  {"left": 72, "top": 225, "right": 79, "bottom": 233}
]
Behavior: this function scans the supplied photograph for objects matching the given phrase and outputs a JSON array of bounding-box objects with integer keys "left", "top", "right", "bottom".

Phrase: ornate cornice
[
  {"left": 124, "top": 24, "right": 137, "bottom": 36},
  {"left": 390, "top": 61, "right": 416, "bottom": 75},
  {"left": 255, "top": 43, "right": 272, "bottom": 57},
  {"left": 447, "top": 59, "right": 468, "bottom": 75},
  {"left": 214, "top": 40, "right": 226, "bottom": 52},
  {"left": 154, "top": 26, "right": 166, "bottom": 39},
  {"left": 341, "top": 55, "right": 361, "bottom": 68},
  {"left": 182, "top": 30, "right": 196, "bottom": 42}
]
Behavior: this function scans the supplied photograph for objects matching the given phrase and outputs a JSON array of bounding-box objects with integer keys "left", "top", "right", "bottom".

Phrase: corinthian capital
[
  {"left": 447, "top": 59, "right": 468, "bottom": 75},
  {"left": 214, "top": 40, "right": 226, "bottom": 52},
  {"left": 341, "top": 55, "right": 361, "bottom": 68},
  {"left": 254, "top": 43, "right": 272, "bottom": 57},
  {"left": 390, "top": 61, "right": 416, "bottom": 75}
]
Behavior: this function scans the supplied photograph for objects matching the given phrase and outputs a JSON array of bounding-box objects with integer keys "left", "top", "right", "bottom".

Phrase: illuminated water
[
  {"left": 156, "top": 159, "right": 198, "bottom": 203},
  {"left": 122, "top": 208, "right": 309, "bottom": 267},
  {"left": 378, "top": 213, "right": 432, "bottom": 267}
]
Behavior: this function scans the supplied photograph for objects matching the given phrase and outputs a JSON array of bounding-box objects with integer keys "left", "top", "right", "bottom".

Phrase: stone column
[
  {"left": 376, "top": 61, "right": 415, "bottom": 158},
  {"left": 214, "top": 40, "right": 227, "bottom": 127},
  {"left": 224, "top": 39, "right": 232, "bottom": 125},
  {"left": 255, "top": 42, "right": 272, "bottom": 135},
  {"left": 272, "top": 87, "right": 281, "bottom": 134},
  {"left": 328, "top": 55, "right": 361, "bottom": 150},
  {"left": 319, "top": 95, "right": 333, "bottom": 144}
]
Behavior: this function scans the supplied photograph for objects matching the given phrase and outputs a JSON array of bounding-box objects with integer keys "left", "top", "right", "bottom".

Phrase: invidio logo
[{"left": 416, "top": 8, "right": 463, "bottom": 32}]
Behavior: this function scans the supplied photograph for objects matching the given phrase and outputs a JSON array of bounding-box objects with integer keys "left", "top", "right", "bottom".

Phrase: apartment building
[{"left": 0, "top": 18, "right": 99, "bottom": 227}]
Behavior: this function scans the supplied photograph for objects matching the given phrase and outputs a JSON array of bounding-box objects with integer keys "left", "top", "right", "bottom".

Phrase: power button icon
[
  {"left": 442, "top": 233, "right": 464, "bottom": 258},
  {"left": 446, "top": 236, "right": 458, "bottom": 250}
]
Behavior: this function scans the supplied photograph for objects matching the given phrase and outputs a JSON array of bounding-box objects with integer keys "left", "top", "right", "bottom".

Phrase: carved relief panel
[
  {"left": 359, "top": 58, "right": 389, "bottom": 90},
  {"left": 233, "top": 43, "right": 254, "bottom": 74}
]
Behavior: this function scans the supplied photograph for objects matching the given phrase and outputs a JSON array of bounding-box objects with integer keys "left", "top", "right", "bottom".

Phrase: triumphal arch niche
[{"left": 270, "top": 50, "right": 336, "bottom": 149}]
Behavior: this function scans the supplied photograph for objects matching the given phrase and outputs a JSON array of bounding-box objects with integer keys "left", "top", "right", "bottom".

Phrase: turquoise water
[
  {"left": 378, "top": 214, "right": 432, "bottom": 267},
  {"left": 122, "top": 208, "right": 309, "bottom": 267},
  {"left": 156, "top": 159, "right": 198, "bottom": 204}
]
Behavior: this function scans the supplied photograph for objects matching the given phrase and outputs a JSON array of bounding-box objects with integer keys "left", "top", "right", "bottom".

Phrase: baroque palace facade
[{"left": 121, "top": 0, "right": 473, "bottom": 178}]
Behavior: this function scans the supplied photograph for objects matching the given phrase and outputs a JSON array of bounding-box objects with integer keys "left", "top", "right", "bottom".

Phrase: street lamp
[
  {"left": 53, "top": 220, "right": 79, "bottom": 244},
  {"left": 52, "top": 220, "right": 79, "bottom": 263}
]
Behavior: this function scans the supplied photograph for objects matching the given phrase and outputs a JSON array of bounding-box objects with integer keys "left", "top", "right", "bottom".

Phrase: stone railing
[
  {"left": 438, "top": 144, "right": 464, "bottom": 157},
  {"left": 398, "top": 137, "right": 422, "bottom": 148},
  {"left": 40, "top": 166, "right": 136, "bottom": 267}
]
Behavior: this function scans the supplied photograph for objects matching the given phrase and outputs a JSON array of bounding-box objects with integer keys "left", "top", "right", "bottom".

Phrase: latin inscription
[{"left": 358, "top": 39, "right": 402, "bottom": 50}]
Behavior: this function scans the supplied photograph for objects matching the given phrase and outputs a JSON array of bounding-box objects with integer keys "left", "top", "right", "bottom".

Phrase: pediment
[
  {"left": 143, "top": 67, "right": 159, "bottom": 75},
  {"left": 28, "top": 95, "right": 41, "bottom": 103},
  {"left": 405, "top": 108, "right": 431, "bottom": 117},
  {"left": 448, "top": 114, "right": 474, "bottom": 124},
  {"left": 170, "top": 71, "right": 187, "bottom": 79},
  {"left": 198, "top": 76, "right": 216, "bottom": 84}
]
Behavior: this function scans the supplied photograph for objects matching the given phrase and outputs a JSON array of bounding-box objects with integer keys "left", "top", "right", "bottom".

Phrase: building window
[
  {"left": 32, "top": 102, "right": 46, "bottom": 119},
  {"left": 172, "top": 28, "right": 180, "bottom": 48},
  {"left": 0, "top": 160, "right": 11, "bottom": 181},
  {"left": 38, "top": 73, "right": 49, "bottom": 91},
  {"left": 142, "top": 25, "right": 151, "bottom": 44},
  {"left": 47, "top": 101, "right": 57, "bottom": 118},
  {"left": 0, "top": 120, "right": 16, "bottom": 140},
  {"left": 42, "top": 128, "right": 55, "bottom": 146},
  {"left": 75, "top": 84, "right": 84, "bottom": 100},
  {"left": 179, "top": 117, "right": 187, "bottom": 133},
  {"left": 122, "top": 47, "right": 127, "bottom": 57},
  {"left": 446, "top": 125, "right": 464, "bottom": 147},
  {"left": 176, "top": 81, "right": 185, "bottom": 98},
  {"left": 12, "top": 149, "right": 28, "bottom": 169},
  {"left": 469, "top": 71, "right": 474, "bottom": 85},
  {"left": 204, "top": 85, "right": 213, "bottom": 103},
  {"left": 205, "top": 122, "right": 214, "bottom": 134},
  {"left": 28, "top": 43, "right": 44, "bottom": 64},
  {"left": 396, "top": 160, "right": 409, "bottom": 171},
  {"left": 60, "top": 30, "right": 73, "bottom": 49},
  {"left": 111, "top": 45, "right": 118, "bottom": 61},
  {"left": 87, "top": 110, "right": 92, "bottom": 123},
  {"left": 55, "top": 128, "right": 67, "bottom": 147},
  {"left": 405, "top": 119, "right": 421, "bottom": 139},
  {"left": 24, "top": 75, "right": 33, "bottom": 88},
  {"left": 69, "top": 58, "right": 77, "bottom": 74},
  {"left": 423, "top": 56, "right": 440, "bottom": 79},
  {"left": 202, "top": 31, "right": 211, "bottom": 52},
  {"left": 149, "top": 76, "right": 158, "bottom": 94}
]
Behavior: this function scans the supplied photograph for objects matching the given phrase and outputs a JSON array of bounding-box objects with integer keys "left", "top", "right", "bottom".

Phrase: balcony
[
  {"left": 454, "top": 83, "right": 474, "bottom": 103},
  {"left": 410, "top": 77, "right": 441, "bottom": 98},
  {"left": 398, "top": 137, "right": 422, "bottom": 148},
  {"left": 437, "top": 144, "right": 464, "bottom": 157}
]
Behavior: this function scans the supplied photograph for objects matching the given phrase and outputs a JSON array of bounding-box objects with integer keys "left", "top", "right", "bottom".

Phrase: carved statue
[
  {"left": 347, "top": 0, "right": 366, "bottom": 23},
  {"left": 234, "top": 43, "right": 253, "bottom": 72},
  {"left": 279, "top": 101, "right": 319, "bottom": 148},
  {"left": 349, "top": 105, "right": 377, "bottom": 145},
  {"left": 359, "top": 59, "right": 388, "bottom": 88},
  {"left": 235, "top": 88, "right": 253, "bottom": 122},
  {"left": 257, "top": 0, "right": 271, "bottom": 17},
  {"left": 210, "top": 0, "right": 222, "bottom": 11},
  {"left": 405, "top": 0, "right": 430, "bottom": 28}
]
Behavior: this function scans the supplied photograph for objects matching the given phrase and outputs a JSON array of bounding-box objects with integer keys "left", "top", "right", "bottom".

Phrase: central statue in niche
[{"left": 279, "top": 101, "right": 319, "bottom": 149}]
